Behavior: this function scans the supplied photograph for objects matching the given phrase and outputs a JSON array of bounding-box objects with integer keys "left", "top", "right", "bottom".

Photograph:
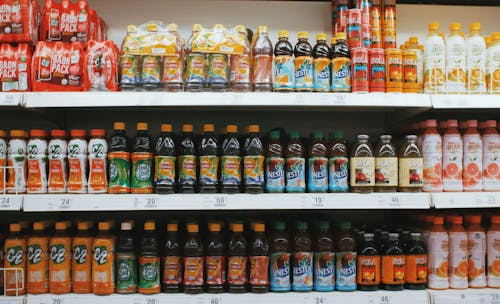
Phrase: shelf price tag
[
  {"left": 490, "top": 293, "right": 500, "bottom": 304},
  {"left": 134, "top": 298, "right": 159, "bottom": 304},
  {"left": 48, "top": 197, "right": 73, "bottom": 210},
  {"left": 208, "top": 297, "right": 223, "bottom": 304},
  {"left": 203, "top": 195, "right": 229, "bottom": 209},
  {"left": 311, "top": 195, "right": 326, "bottom": 208},
  {"left": 378, "top": 295, "right": 392, "bottom": 304},
  {"left": 0, "top": 196, "right": 11, "bottom": 209},
  {"left": 134, "top": 197, "right": 159, "bottom": 209},
  {"left": 50, "top": 297, "right": 64, "bottom": 304},
  {"left": 305, "top": 296, "right": 327, "bottom": 304}
]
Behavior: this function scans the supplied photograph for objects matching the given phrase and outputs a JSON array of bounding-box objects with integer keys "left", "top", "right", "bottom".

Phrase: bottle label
[
  {"left": 422, "top": 133, "right": 443, "bottom": 191},
  {"left": 178, "top": 155, "right": 196, "bottom": 186},
  {"left": 294, "top": 56, "right": 313, "bottom": 90},
  {"left": 463, "top": 134, "right": 483, "bottom": 191},
  {"left": 428, "top": 231, "right": 449, "bottom": 289},
  {"left": 131, "top": 152, "right": 153, "bottom": 193},
  {"left": 357, "top": 255, "right": 380, "bottom": 286},
  {"left": 308, "top": 157, "right": 328, "bottom": 191},
  {"left": 49, "top": 239, "right": 71, "bottom": 292},
  {"left": 468, "top": 230, "right": 486, "bottom": 287},
  {"left": 482, "top": 133, "right": 500, "bottom": 190},
  {"left": 286, "top": 157, "right": 306, "bottom": 192},
  {"left": 162, "top": 55, "right": 183, "bottom": 84},
  {"left": 208, "top": 54, "right": 229, "bottom": 85},
  {"left": 221, "top": 155, "right": 241, "bottom": 185},
  {"left": 329, "top": 157, "right": 349, "bottom": 191},
  {"left": 7, "top": 138, "right": 26, "bottom": 193},
  {"left": 120, "top": 55, "right": 139, "bottom": 85},
  {"left": 88, "top": 139, "right": 107, "bottom": 193},
  {"left": 230, "top": 54, "right": 251, "bottom": 84},
  {"left": 27, "top": 139, "right": 47, "bottom": 193},
  {"left": 138, "top": 256, "right": 160, "bottom": 292},
  {"left": 72, "top": 238, "right": 92, "bottom": 293},
  {"left": 252, "top": 54, "right": 272, "bottom": 84},
  {"left": 244, "top": 155, "right": 265, "bottom": 186},
  {"left": 350, "top": 157, "right": 375, "bottom": 186},
  {"left": 273, "top": 55, "right": 294, "bottom": 90},
  {"left": 141, "top": 56, "right": 161, "bottom": 85},
  {"left": 116, "top": 254, "right": 137, "bottom": 292},
  {"left": 488, "top": 231, "right": 500, "bottom": 287},
  {"left": 199, "top": 155, "right": 219, "bottom": 185},
  {"left": 250, "top": 256, "right": 269, "bottom": 286},
  {"left": 375, "top": 157, "right": 397, "bottom": 187},
  {"left": 27, "top": 237, "right": 49, "bottom": 293},
  {"left": 228, "top": 256, "right": 248, "bottom": 285},
  {"left": 270, "top": 252, "right": 291, "bottom": 291},
  {"left": 335, "top": 252, "right": 357, "bottom": 290},
  {"left": 332, "top": 57, "right": 351, "bottom": 92},
  {"left": 108, "top": 152, "right": 130, "bottom": 193},
  {"left": 313, "top": 57, "right": 331, "bottom": 91},
  {"left": 186, "top": 53, "right": 207, "bottom": 84},
  {"left": 67, "top": 157, "right": 85, "bottom": 193},
  {"left": 265, "top": 157, "right": 285, "bottom": 192},
  {"left": 313, "top": 252, "right": 335, "bottom": 290},
  {"left": 92, "top": 239, "right": 115, "bottom": 293},
  {"left": 423, "top": 40, "right": 445, "bottom": 93},
  {"left": 406, "top": 254, "right": 428, "bottom": 284},
  {"left": 445, "top": 37, "right": 466, "bottom": 94},
  {"left": 162, "top": 256, "right": 182, "bottom": 285},
  {"left": 4, "top": 239, "right": 26, "bottom": 294},
  {"left": 183, "top": 257, "right": 204, "bottom": 286},
  {"left": 449, "top": 231, "right": 469, "bottom": 288},
  {"left": 292, "top": 252, "right": 313, "bottom": 290},
  {"left": 443, "top": 134, "right": 463, "bottom": 191},
  {"left": 206, "top": 256, "right": 225, "bottom": 285},
  {"left": 381, "top": 255, "right": 405, "bottom": 285},
  {"left": 399, "top": 158, "right": 423, "bottom": 188},
  {"left": 467, "top": 39, "right": 487, "bottom": 93},
  {"left": 48, "top": 145, "right": 66, "bottom": 192},
  {"left": 154, "top": 156, "right": 176, "bottom": 186}
]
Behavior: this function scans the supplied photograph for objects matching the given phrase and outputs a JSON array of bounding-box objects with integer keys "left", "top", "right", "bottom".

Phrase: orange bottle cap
[
  {"left": 33, "top": 222, "right": 44, "bottom": 231},
  {"left": 232, "top": 223, "right": 244, "bottom": 232},
  {"left": 409, "top": 36, "right": 418, "bottom": 44},
  {"left": 144, "top": 221, "right": 156, "bottom": 231},
  {"left": 450, "top": 22, "right": 461, "bottom": 32},
  {"left": 114, "top": 122, "right": 126, "bottom": 130},
  {"left": 424, "top": 215, "right": 434, "bottom": 223},
  {"left": 447, "top": 120, "right": 458, "bottom": 128},
  {"left": 429, "top": 22, "right": 440, "bottom": 31},
  {"left": 137, "top": 122, "right": 148, "bottom": 131},
  {"left": 10, "top": 223, "right": 21, "bottom": 232},
  {"left": 467, "top": 120, "right": 478, "bottom": 128},
  {"left": 161, "top": 124, "right": 173, "bottom": 132},
  {"left": 203, "top": 124, "right": 215, "bottom": 132},
  {"left": 0, "top": 130, "right": 5, "bottom": 137},
  {"left": 10, "top": 130, "right": 25, "bottom": 137},
  {"left": 247, "top": 124, "right": 260, "bottom": 133},
  {"left": 470, "top": 22, "right": 481, "bottom": 31},
  {"left": 182, "top": 124, "right": 194, "bottom": 132},
  {"left": 253, "top": 223, "right": 265, "bottom": 232},
  {"left": 485, "top": 120, "right": 497, "bottom": 128},
  {"left": 492, "top": 32, "right": 500, "bottom": 42},
  {"left": 98, "top": 222, "right": 110, "bottom": 230},
  {"left": 167, "top": 223, "right": 178, "bottom": 232},
  {"left": 426, "top": 119, "right": 437, "bottom": 128},
  {"left": 433, "top": 216, "right": 444, "bottom": 225},
  {"left": 51, "top": 129, "right": 66, "bottom": 137},
  {"left": 78, "top": 222, "right": 90, "bottom": 230},
  {"left": 466, "top": 215, "right": 481, "bottom": 224},
  {"left": 209, "top": 223, "right": 221, "bottom": 232},
  {"left": 336, "top": 32, "right": 346, "bottom": 40},
  {"left": 55, "top": 221, "right": 67, "bottom": 230},
  {"left": 226, "top": 125, "right": 238, "bottom": 133},
  {"left": 451, "top": 216, "right": 463, "bottom": 224},
  {"left": 492, "top": 215, "right": 500, "bottom": 224},
  {"left": 30, "top": 129, "right": 46, "bottom": 137},
  {"left": 71, "top": 129, "right": 86, "bottom": 137},
  {"left": 187, "top": 224, "right": 199, "bottom": 233},
  {"left": 90, "top": 129, "right": 106, "bottom": 137}
]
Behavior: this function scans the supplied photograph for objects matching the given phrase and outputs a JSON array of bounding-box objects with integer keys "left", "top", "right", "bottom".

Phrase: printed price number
[
  {"left": 209, "top": 297, "right": 223, "bottom": 304},
  {"left": 333, "top": 94, "right": 347, "bottom": 105},
  {"left": 387, "top": 196, "right": 401, "bottom": 208},
  {"left": 0, "top": 196, "right": 11, "bottom": 208},
  {"left": 490, "top": 293, "right": 500, "bottom": 304},
  {"left": 486, "top": 194, "right": 498, "bottom": 206},
  {"left": 309, "top": 296, "right": 327, "bottom": 304},
  {"left": 58, "top": 198, "right": 73, "bottom": 209},
  {"left": 144, "top": 299, "right": 159, "bottom": 304},
  {"left": 213, "top": 196, "right": 228, "bottom": 208},
  {"left": 311, "top": 196, "right": 326, "bottom": 208},
  {"left": 135, "top": 197, "right": 159, "bottom": 209},
  {"left": 51, "top": 298, "right": 64, "bottom": 304},
  {"left": 378, "top": 295, "right": 392, "bottom": 304}
]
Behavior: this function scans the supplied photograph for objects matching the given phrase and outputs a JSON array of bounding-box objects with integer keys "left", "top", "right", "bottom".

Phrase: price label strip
[
  {"left": 203, "top": 195, "right": 229, "bottom": 209},
  {"left": 134, "top": 196, "right": 160, "bottom": 209}
]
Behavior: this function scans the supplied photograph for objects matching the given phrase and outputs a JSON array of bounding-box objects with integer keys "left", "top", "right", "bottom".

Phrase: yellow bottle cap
[
  {"left": 492, "top": 32, "right": 500, "bottom": 42},
  {"left": 192, "top": 24, "right": 203, "bottom": 32},
  {"left": 161, "top": 124, "right": 173, "bottom": 132},
  {"left": 316, "top": 33, "right": 327, "bottom": 41},
  {"left": 167, "top": 223, "right": 178, "bottom": 232},
  {"left": 98, "top": 222, "right": 110, "bottom": 230},
  {"left": 331, "top": 36, "right": 337, "bottom": 44},
  {"left": 470, "top": 22, "right": 481, "bottom": 32},
  {"left": 209, "top": 223, "right": 221, "bottom": 232},
  {"left": 278, "top": 30, "right": 289, "bottom": 38},
  {"left": 78, "top": 222, "right": 90, "bottom": 230},
  {"left": 114, "top": 122, "right": 125, "bottom": 130},
  {"left": 187, "top": 224, "right": 199, "bottom": 233},
  {"left": 409, "top": 36, "right": 418, "bottom": 44},
  {"left": 450, "top": 22, "right": 461, "bottom": 32},
  {"left": 10, "top": 223, "right": 21, "bottom": 232},
  {"left": 214, "top": 24, "right": 225, "bottom": 31},
  {"left": 167, "top": 23, "right": 178, "bottom": 31},
  {"left": 336, "top": 32, "right": 346, "bottom": 40},
  {"left": 226, "top": 125, "right": 238, "bottom": 133},
  {"left": 428, "top": 22, "right": 440, "bottom": 31},
  {"left": 485, "top": 36, "right": 492, "bottom": 47},
  {"left": 137, "top": 122, "right": 148, "bottom": 131},
  {"left": 253, "top": 223, "right": 265, "bottom": 232},
  {"left": 182, "top": 124, "right": 193, "bottom": 132},
  {"left": 298, "top": 31, "right": 309, "bottom": 39},
  {"left": 235, "top": 25, "right": 246, "bottom": 33},
  {"left": 33, "top": 222, "right": 44, "bottom": 231},
  {"left": 146, "top": 23, "right": 158, "bottom": 32},
  {"left": 55, "top": 222, "right": 67, "bottom": 230},
  {"left": 232, "top": 223, "right": 244, "bottom": 232},
  {"left": 258, "top": 25, "right": 268, "bottom": 34},
  {"left": 248, "top": 124, "right": 260, "bottom": 133},
  {"left": 203, "top": 124, "right": 215, "bottom": 132},
  {"left": 144, "top": 221, "right": 156, "bottom": 231}
]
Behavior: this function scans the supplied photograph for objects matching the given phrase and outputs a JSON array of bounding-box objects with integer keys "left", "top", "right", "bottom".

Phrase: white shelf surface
[
  {"left": 0, "top": 195, "right": 24, "bottom": 211},
  {"left": 22, "top": 193, "right": 431, "bottom": 212},
  {"left": 0, "top": 296, "right": 23, "bottom": 304},
  {"left": 0, "top": 93, "right": 23, "bottom": 106},
  {"left": 429, "top": 288, "right": 500, "bottom": 304},
  {"left": 431, "top": 192, "right": 500, "bottom": 209},
  {"left": 431, "top": 94, "right": 500, "bottom": 109}
]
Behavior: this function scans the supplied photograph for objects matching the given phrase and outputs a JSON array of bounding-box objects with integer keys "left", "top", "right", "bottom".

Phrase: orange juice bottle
[
  {"left": 27, "top": 222, "right": 49, "bottom": 294},
  {"left": 482, "top": 120, "right": 500, "bottom": 191},
  {"left": 442, "top": 120, "right": 463, "bottom": 192},
  {"left": 4, "top": 223, "right": 26, "bottom": 296},
  {"left": 72, "top": 222, "right": 93, "bottom": 293},
  {"left": 428, "top": 216, "right": 449, "bottom": 290},
  {"left": 92, "top": 222, "right": 115, "bottom": 295},
  {"left": 49, "top": 222, "right": 72, "bottom": 294},
  {"left": 463, "top": 120, "right": 483, "bottom": 191},
  {"left": 449, "top": 216, "right": 468, "bottom": 289},
  {"left": 422, "top": 120, "right": 443, "bottom": 192},
  {"left": 466, "top": 215, "right": 486, "bottom": 288},
  {"left": 487, "top": 215, "right": 500, "bottom": 288}
]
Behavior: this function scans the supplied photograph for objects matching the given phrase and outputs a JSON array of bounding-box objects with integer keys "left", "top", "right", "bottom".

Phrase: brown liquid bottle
[
  {"left": 206, "top": 223, "right": 226, "bottom": 293},
  {"left": 328, "top": 131, "right": 349, "bottom": 192},
  {"left": 375, "top": 135, "right": 397, "bottom": 192},
  {"left": 357, "top": 233, "right": 380, "bottom": 291},
  {"left": 398, "top": 135, "right": 423, "bottom": 192},
  {"left": 286, "top": 131, "right": 306, "bottom": 193},
  {"left": 228, "top": 223, "right": 248, "bottom": 293},
  {"left": 405, "top": 232, "right": 427, "bottom": 290},
  {"left": 249, "top": 223, "right": 269, "bottom": 293},
  {"left": 265, "top": 131, "right": 285, "bottom": 193},
  {"left": 162, "top": 223, "right": 182, "bottom": 293},
  {"left": 382, "top": 233, "right": 405, "bottom": 291},
  {"left": 308, "top": 131, "right": 328, "bottom": 193},
  {"left": 183, "top": 223, "right": 204, "bottom": 294},
  {"left": 350, "top": 135, "right": 375, "bottom": 193}
]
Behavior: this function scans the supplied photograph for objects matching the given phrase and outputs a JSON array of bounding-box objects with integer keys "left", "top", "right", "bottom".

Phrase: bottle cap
[
  {"left": 10, "top": 130, "right": 25, "bottom": 137},
  {"left": 380, "top": 134, "right": 392, "bottom": 141},
  {"left": 357, "top": 134, "right": 369, "bottom": 141},
  {"left": 167, "top": 223, "right": 178, "bottom": 232},
  {"left": 289, "top": 131, "right": 300, "bottom": 139},
  {"left": 51, "top": 129, "right": 66, "bottom": 137},
  {"left": 98, "top": 222, "right": 110, "bottom": 230},
  {"left": 470, "top": 22, "right": 481, "bottom": 32},
  {"left": 492, "top": 215, "right": 500, "bottom": 224},
  {"left": 332, "top": 130, "right": 344, "bottom": 139},
  {"left": 78, "top": 221, "right": 90, "bottom": 230},
  {"left": 182, "top": 124, "right": 193, "bottom": 132},
  {"left": 467, "top": 120, "right": 478, "bottom": 128},
  {"left": 451, "top": 216, "right": 463, "bottom": 224},
  {"left": 340, "top": 221, "right": 352, "bottom": 230},
  {"left": 312, "top": 131, "right": 324, "bottom": 139},
  {"left": 209, "top": 223, "right": 221, "bottom": 232},
  {"left": 137, "top": 122, "right": 148, "bottom": 131},
  {"left": 428, "top": 22, "right": 440, "bottom": 31},
  {"left": 319, "top": 221, "right": 329, "bottom": 230},
  {"left": 278, "top": 30, "right": 289, "bottom": 38},
  {"left": 214, "top": 24, "right": 225, "bottom": 31},
  {"left": 450, "top": 22, "right": 461, "bottom": 31},
  {"left": 226, "top": 125, "right": 238, "bottom": 133},
  {"left": 55, "top": 221, "right": 67, "bottom": 230},
  {"left": 257, "top": 25, "right": 268, "bottom": 34},
  {"left": 90, "top": 129, "right": 105, "bottom": 137},
  {"left": 10, "top": 223, "right": 21, "bottom": 232},
  {"left": 363, "top": 233, "right": 374, "bottom": 240},
  {"left": 253, "top": 223, "right": 265, "bottom": 232},
  {"left": 298, "top": 31, "right": 308, "bottom": 39},
  {"left": 0, "top": 130, "right": 5, "bottom": 137},
  {"left": 410, "top": 232, "right": 422, "bottom": 238},
  {"left": 232, "top": 223, "right": 244, "bottom": 232},
  {"left": 274, "top": 221, "right": 286, "bottom": 230},
  {"left": 203, "top": 124, "right": 215, "bottom": 132},
  {"left": 247, "top": 124, "right": 260, "bottom": 133},
  {"left": 235, "top": 25, "right": 246, "bottom": 33},
  {"left": 406, "top": 135, "right": 417, "bottom": 141},
  {"left": 33, "top": 222, "right": 44, "bottom": 231},
  {"left": 486, "top": 36, "right": 492, "bottom": 47},
  {"left": 433, "top": 216, "right": 444, "bottom": 225},
  {"left": 30, "top": 129, "right": 46, "bottom": 137},
  {"left": 485, "top": 120, "right": 497, "bottom": 128},
  {"left": 336, "top": 32, "right": 346, "bottom": 40},
  {"left": 269, "top": 130, "right": 280, "bottom": 139},
  {"left": 71, "top": 129, "right": 86, "bottom": 137},
  {"left": 167, "top": 23, "right": 178, "bottom": 31},
  {"left": 388, "top": 233, "right": 399, "bottom": 239},
  {"left": 187, "top": 223, "right": 199, "bottom": 233},
  {"left": 144, "top": 221, "right": 155, "bottom": 231},
  {"left": 114, "top": 122, "right": 125, "bottom": 130},
  {"left": 426, "top": 119, "right": 437, "bottom": 128},
  {"left": 117, "top": 222, "right": 131, "bottom": 230},
  {"left": 331, "top": 36, "right": 337, "bottom": 44},
  {"left": 161, "top": 124, "right": 173, "bottom": 132},
  {"left": 316, "top": 33, "right": 327, "bottom": 41},
  {"left": 466, "top": 215, "right": 481, "bottom": 224},
  {"left": 192, "top": 24, "right": 202, "bottom": 32},
  {"left": 492, "top": 32, "right": 500, "bottom": 42},
  {"left": 409, "top": 36, "right": 418, "bottom": 44},
  {"left": 447, "top": 120, "right": 458, "bottom": 128},
  {"left": 296, "top": 221, "right": 308, "bottom": 230}
]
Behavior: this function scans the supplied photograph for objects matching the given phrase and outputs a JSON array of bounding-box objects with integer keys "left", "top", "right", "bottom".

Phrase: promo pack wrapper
[
  {"left": 40, "top": 0, "right": 90, "bottom": 43},
  {"left": 121, "top": 21, "right": 180, "bottom": 57},
  {"left": 0, "top": 0, "right": 39, "bottom": 44},
  {"left": 0, "top": 43, "right": 32, "bottom": 92},
  {"left": 83, "top": 40, "right": 119, "bottom": 91},
  {"left": 191, "top": 24, "right": 245, "bottom": 55}
]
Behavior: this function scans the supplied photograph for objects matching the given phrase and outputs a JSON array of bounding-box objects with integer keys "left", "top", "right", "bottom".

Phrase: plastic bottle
[
  {"left": 424, "top": 22, "right": 446, "bottom": 93},
  {"left": 428, "top": 216, "right": 449, "bottom": 290},
  {"left": 249, "top": 223, "right": 269, "bottom": 293},
  {"left": 206, "top": 223, "right": 226, "bottom": 293},
  {"left": 27, "top": 222, "right": 49, "bottom": 294},
  {"left": 92, "top": 222, "right": 115, "bottom": 295},
  {"left": 294, "top": 31, "right": 313, "bottom": 91},
  {"left": 422, "top": 120, "right": 443, "bottom": 192},
  {"left": 482, "top": 120, "right": 500, "bottom": 191},
  {"left": 292, "top": 221, "right": 313, "bottom": 292},
  {"left": 163, "top": 24, "right": 183, "bottom": 92},
  {"left": 336, "top": 221, "right": 357, "bottom": 291},
  {"left": 350, "top": 135, "right": 375, "bottom": 193},
  {"left": 221, "top": 125, "right": 242, "bottom": 193},
  {"left": 177, "top": 124, "right": 197, "bottom": 193},
  {"left": 381, "top": 233, "right": 405, "bottom": 291},
  {"left": 374, "top": 135, "right": 397, "bottom": 192},
  {"left": 265, "top": 131, "right": 285, "bottom": 193},
  {"left": 466, "top": 215, "right": 486, "bottom": 288},
  {"left": 131, "top": 123, "right": 153, "bottom": 193},
  {"left": 154, "top": 124, "right": 176, "bottom": 194},
  {"left": 487, "top": 215, "right": 500, "bottom": 288},
  {"left": 463, "top": 120, "right": 483, "bottom": 191},
  {"left": 27, "top": 129, "right": 48, "bottom": 193},
  {"left": 273, "top": 30, "right": 294, "bottom": 91},
  {"left": 487, "top": 32, "right": 500, "bottom": 94},
  {"left": 162, "top": 223, "right": 182, "bottom": 293},
  {"left": 331, "top": 32, "right": 351, "bottom": 92},
  {"left": 0, "top": 130, "right": 6, "bottom": 192},
  {"left": 269, "top": 221, "right": 291, "bottom": 292},
  {"left": 446, "top": 23, "right": 467, "bottom": 94},
  {"left": 382, "top": 0, "right": 396, "bottom": 48},
  {"left": 7, "top": 130, "right": 27, "bottom": 193},
  {"left": 116, "top": 222, "right": 137, "bottom": 294},
  {"left": 67, "top": 130, "right": 87, "bottom": 193},
  {"left": 207, "top": 25, "right": 229, "bottom": 91},
  {"left": 72, "top": 221, "right": 93, "bottom": 294},
  {"left": 449, "top": 216, "right": 468, "bottom": 289},
  {"left": 198, "top": 124, "right": 219, "bottom": 193},
  {"left": 286, "top": 131, "right": 306, "bottom": 193},
  {"left": 442, "top": 120, "right": 463, "bottom": 191},
  {"left": 251, "top": 25, "right": 273, "bottom": 92},
  {"left": 405, "top": 232, "right": 427, "bottom": 290},
  {"left": 357, "top": 233, "right": 380, "bottom": 291},
  {"left": 108, "top": 122, "right": 130, "bottom": 194},
  {"left": 228, "top": 223, "right": 248, "bottom": 293},
  {"left": 399, "top": 135, "right": 423, "bottom": 192},
  {"left": 183, "top": 223, "right": 204, "bottom": 294},
  {"left": 49, "top": 221, "right": 71, "bottom": 294},
  {"left": 4, "top": 223, "right": 26, "bottom": 295},
  {"left": 312, "top": 33, "right": 331, "bottom": 92},
  {"left": 88, "top": 129, "right": 107, "bottom": 193},
  {"left": 48, "top": 130, "right": 67, "bottom": 193},
  {"left": 185, "top": 24, "right": 206, "bottom": 92},
  {"left": 138, "top": 221, "right": 160, "bottom": 294},
  {"left": 243, "top": 125, "right": 265, "bottom": 193},
  {"left": 314, "top": 221, "right": 335, "bottom": 292},
  {"left": 407, "top": 37, "right": 424, "bottom": 93},
  {"left": 308, "top": 131, "right": 328, "bottom": 193},
  {"left": 467, "top": 22, "right": 487, "bottom": 94},
  {"left": 328, "top": 131, "right": 349, "bottom": 193},
  {"left": 230, "top": 25, "right": 251, "bottom": 92}
]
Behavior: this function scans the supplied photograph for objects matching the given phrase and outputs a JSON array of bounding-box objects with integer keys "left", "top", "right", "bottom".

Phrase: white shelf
[
  {"left": 22, "top": 193, "right": 431, "bottom": 212},
  {"left": 0, "top": 195, "right": 23, "bottom": 211},
  {"left": 0, "top": 93, "right": 23, "bottom": 106},
  {"left": 431, "top": 94, "right": 500, "bottom": 109},
  {"left": 429, "top": 288, "right": 500, "bottom": 304},
  {"left": 0, "top": 296, "right": 24, "bottom": 304},
  {"left": 431, "top": 192, "right": 500, "bottom": 209}
]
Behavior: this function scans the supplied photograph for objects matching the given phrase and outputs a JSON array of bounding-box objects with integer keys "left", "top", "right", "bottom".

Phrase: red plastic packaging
[
  {"left": 0, "top": 0, "right": 38, "bottom": 43},
  {"left": 98, "top": 17, "right": 106, "bottom": 41},
  {"left": 0, "top": 43, "right": 32, "bottom": 91},
  {"left": 32, "top": 41, "right": 85, "bottom": 91},
  {"left": 88, "top": 9, "right": 97, "bottom": 40},
  {"left": 83, "top": 40, "right": 119, "bottom": 91},
  {"left": 40, "top": 0, "right": 89, "bottom": 43}
]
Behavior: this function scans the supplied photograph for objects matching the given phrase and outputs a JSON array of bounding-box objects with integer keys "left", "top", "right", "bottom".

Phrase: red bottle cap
[
  {"left": 30, "top": 129, "right": 46, "bottom": 137},
  {"left": 447, "top": 120, "right": 458, "bottom": 128},
  {"left": 426, "top": 119, "right": 437, "bottom": 127},
  {"left": 433, "top": 216, "right": 444, "bottom": 225},
  {"left": 466, "top": 120, "right": 478, "bottom": 128},
  {"left": 90, "top": 129, "right": 106, "bottom": 137},
  {"left": 51, "top": 130, "right": 66, "bottom": 137},
  {"left": 486, "top": 120, "right": 497, "bottom": 128}
]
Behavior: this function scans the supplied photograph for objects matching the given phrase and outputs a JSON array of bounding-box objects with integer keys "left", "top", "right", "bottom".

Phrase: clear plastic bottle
[
  {"left": 350, "top": 135, "right": 375, "bottom": 193},
  {"left": 230, "top": 25, "right": 251, "bottom": 92},
  {"left": 448, "top": 216, "right": 468, "bottom": 289},
  {"left": 482, "top": 120, "right": 500, "bottom": 191},
  {"left": 407, "top": 36, "right": 424, "bottom": 93},
  {"left": 446, "top": 23, "right": 467, "bottom": 94},
  {"left": 251, "top": 25, "right": 273, "bottom": 92},
  {"left": 424, "top": 22, "right": 446, "bottom": 93},
  {"left": 374, "top": 135, "right": 397, "bottom": 193},
  {"left": 467, "top": 22, "right": 487, "bottom": 94},
  {"left": 422, "top": 120, "right": 443, "bottom": 192},
  {"left": 208, "top": 24, "right": 229, "bottom": 91},
  {"left": 487, "top": 32, "right": 500, "bottom": 94},
  {"left": 428, "top": 216, "right": 449, "bottom": 290},
  {"left": 487, "top": 215, "right": 500, "bottom": 288},
  {"left": 398, "top": 135, "right": 423, "bottom": 192},
  {"left": 442, "top": 120, "right": 463, "bottom": 192}
]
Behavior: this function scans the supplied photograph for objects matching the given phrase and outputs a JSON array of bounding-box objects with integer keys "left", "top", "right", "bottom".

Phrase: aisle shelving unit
[{"left": 430, "top": 288, "right": 500, "bottom": 304}]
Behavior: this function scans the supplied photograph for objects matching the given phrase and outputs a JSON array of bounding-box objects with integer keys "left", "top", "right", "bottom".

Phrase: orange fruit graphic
[{"left": 436, "top": 261, "right": 448, "bottom": 278}]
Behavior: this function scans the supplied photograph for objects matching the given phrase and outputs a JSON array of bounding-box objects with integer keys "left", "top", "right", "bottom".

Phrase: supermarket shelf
[
  {"left": 429, "top": 288, "right": 500, "bottom": 304},
  {"left": 26, "top": 290, "right": 430, "bottom": 304},
  {"left": 431, "top": 94, "right": 500, "bottom": 109},
  {"left": 0, "top": 93, "right": 23, "bottom": 107},
  {"left": 22, "top": 193, "right": 431, "bottom": 212},
  {"left": 0, "top": 195, "right": 23, "bottom": 211},
  {"left": 431, "top": 192, "right": 500, "bottom": 208},
  {"left": 0, "top": 296, "right": 23, "bottom": 304}
]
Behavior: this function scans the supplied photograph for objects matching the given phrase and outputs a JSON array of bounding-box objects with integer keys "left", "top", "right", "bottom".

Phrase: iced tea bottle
[
  {"left": 72, "top": 222, "right": 93, "bottom": 294},
  {"left": 116, "top": 222, "right": 137, "bottom": 294},
  {"left": 314, "top": 221, "right": 335, "bottom": 292},
  {"left": 350, "top": 135, "right": 375, "bottom": 193},
  {"left": 162, "top": 223, "right": 182, "bottom": 293},
  {"left": 286, "top": 131, "right": 306, "bottom": 193},
  {"left": 92, "top": 222, "right": 115, "bottom": 295},
  {"left": 294, "top": 32, "right": 314, "bottom": 91},
  {"left": 27, "top": 129, "right": 48, "bottom": 193},
  {"left": 221, "top": 125, "right": 242, "bottom": 193},
  {"left": 405, "top": 232, "right": 427, "bottom": 290},
  {"left": 178, "top": 124, "right": 197, "bottom": 193},
  {"left": 292, "top": 221, "right": 313, "bottom": 292},
  {"left": 185, "top": 24, "right": 207, "bottom": 92},
  {"left": 230, "top": 25, "right": 251, "bottom": 92},
  {"left": 328, "top": 131, "right": 349, "bottom": 192},
  {"left": 312, "top": 33, "right": 331, "bottom": 92},
  {"left": 273, "top": 30, "right": 294, "bottom": 91},
  {"left": 27, "top": 222, "right": 49, "bottom": 294},
  {"left": 138, "top": 221, "right": 160, "bottom": 294},
  {"left": 428, "top": 216, "right": 449, "bottom": 290},
  {"left": 331, "top": 32, "right": 351, "bottom": 92},
  {"left": 269, "top": 221, "right": 291, "bottom": 292},
  {"left": 4, "top": 223, "right": 26, "bottom": 296},
  {"left": 154, "top": 124, "right": 176, "bottom": 194},
  {"left": 374, "top": 135, "right": 397, "bottom": 192},
  {"left": 131, "top": 123, "right": 154, "bottom": 193},
  {"left": 449, "top": 216, "right": 468, "bottom": 289},
  {"left": 108, "top": 122, "right": 130, "bottom": 194},
  {"left": 228, "top": 223, "right": 248, "bottom": 293},
  {"left": 381, "top": 233, "right": 405, "bottom": 291},
  {"left": 49, "top": 221, "right": 72, "bottom": 294},
  {"left": 335, "top": 221, "right": 357, "bottom": 291},
  {"left": 357, "top": 233, "right": 380, "bottom": 291},
  {"left": 251, "top": 25, "right": 273, "bottom": 91},
  {"left": 48, "top": 130, "right": 68, "bottom": 193},
  {"left": 265, "top": 131, "right": 285, "bottom": 193},
  {"left": 206, "top": 223, "right": 226, "bottom": 293},
  {"left": 466, "top": 215, "right": 486, "bottom": 288},
  {"left": 244, "top": 125, "right": 265, "bottom": 193},
  {"left": 398, "top": 135, "right": 423, "bottom": 192},
  {"left": 249, "top": 223, "right": 269, "bottom": 293},
  {"left": 183, "top": 223, "right": 204, "bottom": 294},
  {"left": 199, "top": 124, "right": 219, "bottom": 193},
  {"left": 308, "top": 131, "right": 328, "bottom": 193}
]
